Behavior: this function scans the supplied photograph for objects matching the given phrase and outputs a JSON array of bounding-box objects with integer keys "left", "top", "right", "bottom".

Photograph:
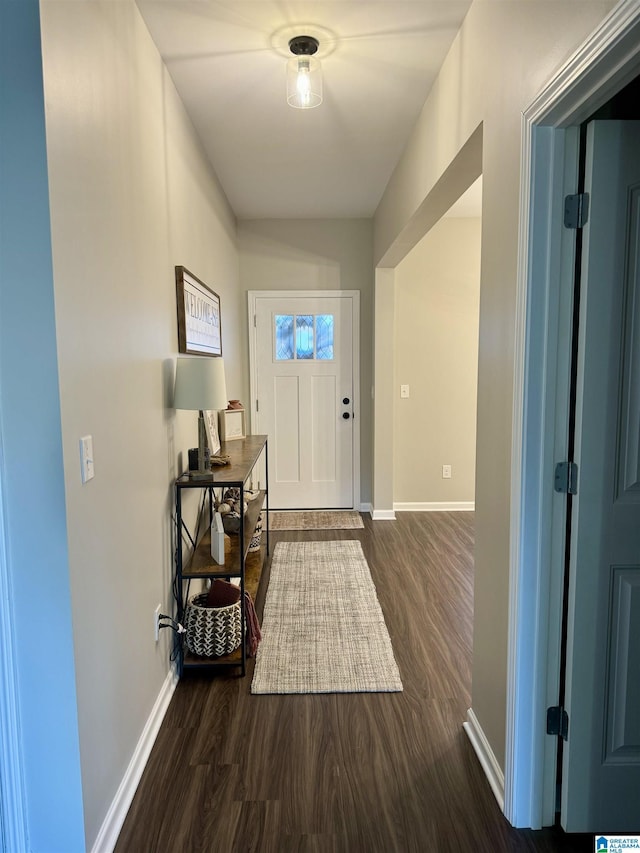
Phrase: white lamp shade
[
  {"left": 173, "top": 356, "right": 228, "bottom": 411},
  {"left": 287, "top": 55, "right": 322, "bottom": 109}
]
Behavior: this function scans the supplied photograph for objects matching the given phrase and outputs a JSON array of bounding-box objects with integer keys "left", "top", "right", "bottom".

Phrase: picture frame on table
[
  {"left": 175, "top": 266, "right": 222, "bottom": 356},
  {"left": 219, "top": 408, "right": 246, "bottom": 442},
  {"left": 203, "top": 410, "right": 221, "bottom": 456}
]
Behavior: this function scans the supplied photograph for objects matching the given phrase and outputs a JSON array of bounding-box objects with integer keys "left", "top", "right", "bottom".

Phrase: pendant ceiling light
[{"left": 287, "top": 35, "right": 322, "bottom": 109}]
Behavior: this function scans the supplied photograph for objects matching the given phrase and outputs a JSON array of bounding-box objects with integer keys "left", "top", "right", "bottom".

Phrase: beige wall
[
  {"left": 373, "top": 1, "right": 614, "bottom": 768},
  {"left": 394, "top": 217, "right": 480, "bottom": 506},
  {"left": 40, "top": 3, "right": 241, "bottom": 846},
  {"left": 238, "top": 219, "right": 374, "bottom": 505}
]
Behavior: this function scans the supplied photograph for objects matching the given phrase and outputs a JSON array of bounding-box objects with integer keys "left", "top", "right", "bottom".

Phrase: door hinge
[
  {"left": 564, "top": 193, "right": 589, "bottom": 229},
  {"left": 547, "top": 705, "right": 569, "bottom": 740},
  {"left": 253, "top": 314, "right": 257, "bottom": 328},
  {"left": 554, "top": 461, "right": 578, "bottom": 495},
  {"left": 256, "top": 399, "right": 259, "bottom": 412}
]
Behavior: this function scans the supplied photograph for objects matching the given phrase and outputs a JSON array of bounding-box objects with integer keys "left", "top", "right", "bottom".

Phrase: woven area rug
[
  {"left": 268, "top": 510, "right": 364, "bottom": 531},
  {"left": 251, "top": 540, "right": 402, "bottom": 694}
]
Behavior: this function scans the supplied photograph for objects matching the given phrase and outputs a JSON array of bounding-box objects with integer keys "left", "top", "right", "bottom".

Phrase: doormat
[
  {"left": 268, "top": 510, "right": 364, "bottom": 531},
  {"left": 251, "top": 540, "right": 402, "bottom": 694}
]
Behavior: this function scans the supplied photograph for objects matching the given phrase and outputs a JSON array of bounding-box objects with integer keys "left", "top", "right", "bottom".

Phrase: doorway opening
[
  {"left": 553, "top": 77, "right": 640, "bottom": 832},
  {"left": 372, "top": 123, "right": 483, "bottom": 519},
  {"left": 393, "top": 177, "right": 482, "bottom": 515},
  {"left": 509, "top": 3, "right": 640, "bottom": 830}
]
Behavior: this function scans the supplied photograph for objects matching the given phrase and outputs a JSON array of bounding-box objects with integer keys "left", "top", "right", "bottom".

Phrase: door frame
[
  {"left": 507, "top": 0, "right": 640, "bottom": 828},
  {"left": 247, "top": 290, "right": 361, "bottom": 510},
  {"left": 0, "top": 433, "right": 28, "bottom": 851}
]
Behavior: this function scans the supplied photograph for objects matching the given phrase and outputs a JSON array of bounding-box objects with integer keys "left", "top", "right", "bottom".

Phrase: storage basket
[
  {"left": 184, "top": 592, "right": 242, "bottom": 657},
  {"left": 249, "top": 512, "right": 264, "bottom": 553}
]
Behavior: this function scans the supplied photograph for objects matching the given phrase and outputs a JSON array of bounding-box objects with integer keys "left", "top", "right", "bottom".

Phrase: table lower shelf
[
  {"left": 179, "top": 540, "right": 267, "bottom": 674},
  {"left": 182, "top": 644, "right": 243, "bottom": 669},
  {"left": 181, "top": 539, "right": 265, "bottom": 597}
]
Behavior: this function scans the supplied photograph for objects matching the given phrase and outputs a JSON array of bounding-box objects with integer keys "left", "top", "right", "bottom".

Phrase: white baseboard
[
  {"left": 91, "top": 668, "right": 179, "bottom": 853},
  {"left": 394, "top": 501, "right": 475, "bottom": 512},
  {"left": 370, "top": 509, "right": 396, "bottom": 520},
  {"left": 359, "top": 502, "right": 372, "bottom": 514},
  {"left": 463, "top": 707, "right": 505, "bottom": 811}
]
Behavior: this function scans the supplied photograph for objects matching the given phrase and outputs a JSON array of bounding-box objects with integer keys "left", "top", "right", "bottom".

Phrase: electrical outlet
[
  {"left": 442, "top": 464, "right": 452, "bottom": 479},
  {"left": 154, "top": 604, "right": 161, "bottom": 642}
]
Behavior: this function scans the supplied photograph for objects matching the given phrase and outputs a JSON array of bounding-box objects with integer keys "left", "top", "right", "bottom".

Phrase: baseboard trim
[
  {"left": 394, "top": 501, "right": 475, "bottom": 512},
  {"left": 370, "top": 509, "right": 396, "bottom": 520},
  {"left": 91, "top": 668, "right": 178, "bottom": 853},
  {"left": 463, "top": 708, "right": 505, "bottom": 811},
  {"left": 359, "top": 502, "right": 372, "bottom": 514}
]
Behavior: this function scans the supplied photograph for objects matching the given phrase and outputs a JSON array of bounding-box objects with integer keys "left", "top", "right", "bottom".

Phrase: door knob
[
  {"left": 343, "top": 412, "right": 351, "bottom": 419},
  {"left": 343, "top": 397, "right": 350, "bottom": 405}
]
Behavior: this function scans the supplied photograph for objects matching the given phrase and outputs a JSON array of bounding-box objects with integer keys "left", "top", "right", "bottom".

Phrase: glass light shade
[
  {"left": 173, "top": 356, "right": 228, "bottom": 411},
  {"left": 287, "top": 56, "right": 322, "bottom": 109}
]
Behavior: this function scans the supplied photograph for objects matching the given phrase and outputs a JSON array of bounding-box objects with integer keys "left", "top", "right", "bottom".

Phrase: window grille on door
[{"left": 275, "top": 314, "right": 334, "bottom": 361}]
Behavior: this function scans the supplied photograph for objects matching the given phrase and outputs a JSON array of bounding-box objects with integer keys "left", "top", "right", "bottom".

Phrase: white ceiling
[{"left": 136, "top": 1, "right": 473, "bottom": 219}]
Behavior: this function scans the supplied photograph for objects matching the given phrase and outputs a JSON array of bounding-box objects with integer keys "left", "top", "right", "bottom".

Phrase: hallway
[{"left": 115, "top": 513, "right": 591, "bottom": 852}]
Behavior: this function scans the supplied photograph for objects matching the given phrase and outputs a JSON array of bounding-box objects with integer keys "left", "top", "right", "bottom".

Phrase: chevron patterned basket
[
  {"left": 249, "top": 512, "right": 264, "bottom": 553},
  {"left": 184, "top": 592, "right": 242, "bottom": 657}
]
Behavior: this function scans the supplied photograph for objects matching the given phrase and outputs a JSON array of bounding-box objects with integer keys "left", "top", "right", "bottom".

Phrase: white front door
[
  {"left": 251, "top": 293, "right": 357, "bottom": 509},
  {"left": 562, "top": 120, "right": 640, "bottom": 832}
]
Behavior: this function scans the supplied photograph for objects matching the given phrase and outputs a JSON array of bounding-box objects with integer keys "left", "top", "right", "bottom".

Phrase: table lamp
[{"left": 173, "top": 356, "right": 228, "bottom": 479}]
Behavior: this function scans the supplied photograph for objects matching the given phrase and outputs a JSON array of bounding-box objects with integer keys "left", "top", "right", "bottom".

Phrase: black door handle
[
  {"left": 343, "top": 412, "right": 350, "bottom": 419},
  {"left": 343, "top": 397, "right": 350, "bottom": 405}
]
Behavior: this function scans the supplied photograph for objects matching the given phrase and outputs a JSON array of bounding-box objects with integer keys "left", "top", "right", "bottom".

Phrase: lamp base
[
  {"left": 187, "top": 411, "right": 213, "bottom": 479},
  {"left": 188, "top": 470, "right": 215, "bottom": 481},
  {"left": 184, "top": 413, "right": 218, "bottom": 478}
]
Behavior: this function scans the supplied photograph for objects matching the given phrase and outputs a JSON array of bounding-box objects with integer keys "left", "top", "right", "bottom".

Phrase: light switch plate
[
  {"left": 80, "top": 435, "right": 95, "bottom": 483},
  {"left": 400, "top": 384, "right": 410, "bottom": 398}
]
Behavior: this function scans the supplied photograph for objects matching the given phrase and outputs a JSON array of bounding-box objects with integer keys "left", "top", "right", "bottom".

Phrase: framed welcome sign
[{"left": 175, "top": 266, "right": 222, "bottom": 356}]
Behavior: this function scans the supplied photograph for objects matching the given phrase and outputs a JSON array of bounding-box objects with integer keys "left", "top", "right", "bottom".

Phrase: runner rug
[
  {"left": 268, "top": 510, "right": 364, "bottom": 531},
  {"left": 251, "top": 540, "right": 403, "bottom": 694}
]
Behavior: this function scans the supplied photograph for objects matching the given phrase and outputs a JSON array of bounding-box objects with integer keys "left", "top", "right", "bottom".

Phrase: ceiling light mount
[
  {"left": 288, "top": 35, "right": 319, "bottom": 57},
  {"left": 287, "top": 35, "right": 322, "bottom": 109}
]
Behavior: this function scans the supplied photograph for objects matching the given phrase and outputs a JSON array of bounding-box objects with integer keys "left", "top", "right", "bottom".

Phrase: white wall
[
  {"left": 394, "top": 217, "right": 480, "bottom": 506},
  {"left": 40, "top": 2, "right": 241, "bottom": 847},
  {"left": 238, "top": 219, "right": 374, "bottom": 505},
  {"left": 373, "top": 1, "right": 614, "bottom": 769}
]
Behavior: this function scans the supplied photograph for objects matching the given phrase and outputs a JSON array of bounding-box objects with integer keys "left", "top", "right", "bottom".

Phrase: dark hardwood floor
[{"left": 115, "top": 513, "right": 593, "bottom": 852}]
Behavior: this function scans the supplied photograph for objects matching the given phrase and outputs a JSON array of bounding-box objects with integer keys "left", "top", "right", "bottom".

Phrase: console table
[{"left": 173, "top": 435, "right": 269, "bottom": 676}]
